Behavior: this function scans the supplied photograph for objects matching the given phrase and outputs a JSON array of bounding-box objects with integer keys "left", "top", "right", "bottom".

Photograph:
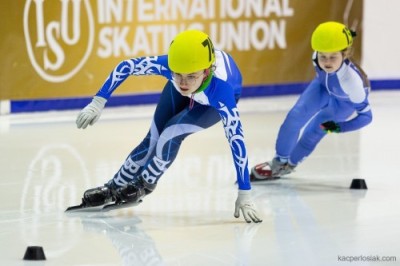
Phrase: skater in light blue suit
[{"left": 252, "top": 21, "right": 372, "bottom": 180}]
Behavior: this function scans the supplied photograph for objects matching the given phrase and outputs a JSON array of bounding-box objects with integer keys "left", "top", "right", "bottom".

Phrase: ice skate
[
  {"left": 65, "top": 184, "right": 116, "bottom": 212},
  {"left": 250, "top": 158, "right": 295, "bottom": 181},
  {"left": 250, "top": 161, "right": 280, "bottom": 181},
  {"left": 66, "top": 176, "right": 156, "bottom": 212}
]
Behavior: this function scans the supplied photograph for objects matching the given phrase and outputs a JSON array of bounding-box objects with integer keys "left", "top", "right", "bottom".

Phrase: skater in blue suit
[
  {"left": 252, "top": 21, "right": 373, "bottom": 180},
  {"left": 72, "top": 29, "right": 262, "bottom": 223}
]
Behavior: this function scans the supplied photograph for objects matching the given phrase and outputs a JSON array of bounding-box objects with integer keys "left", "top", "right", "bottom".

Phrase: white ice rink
[{"left": 0, "top": 90, "right": 399, "bottom": 266}]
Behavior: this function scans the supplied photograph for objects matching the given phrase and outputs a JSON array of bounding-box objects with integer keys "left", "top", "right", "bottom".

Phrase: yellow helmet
[
  {"left": 168, "top": 29, "right": 215, "bottom": 74},
  {"left": 311, "top": 21, "right": 354, "bottom": 52}
]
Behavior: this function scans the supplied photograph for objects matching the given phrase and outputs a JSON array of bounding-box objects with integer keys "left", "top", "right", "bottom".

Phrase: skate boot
[
  {"left": 270, "top": 157, "right": 296, "bottom": 177},
  {"left": 102, "top": 176, "right": 156, "bottom": 212},
  {"left": 115, "top": 177, "right": 156, "bottom": 204},
  {"left": 83, "top": 185, "right": 116, "bottom": 207},
  {"left": 66, "top": 177, "right": 157, "bottom": 212},
  {"left": 251, "top": 158, "right": 296, "bottom": 181},
  {"left": 65, "top": 183, "right": 117, "bottom": 212}
]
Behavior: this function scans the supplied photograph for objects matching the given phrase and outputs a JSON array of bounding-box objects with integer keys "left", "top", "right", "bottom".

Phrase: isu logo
[{"left": 23, "top": 0, "right": 95, "bottom": 83}]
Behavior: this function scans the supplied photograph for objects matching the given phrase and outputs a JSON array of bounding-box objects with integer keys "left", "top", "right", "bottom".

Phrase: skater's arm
[
  {"left": 216, "top": 99, "right": 251, "bottom": 190},
  {"left": 96, "top": 55, "right": 170, "bottom": 99},
  {"left": 76, "top": 56, "right": 170, "bottom": 129},
  {"left": 337, "top": 102, "right": 372, "bottom": 132},
  {"left": 335, "top": 70, "right": 373, "bottom": 132}
]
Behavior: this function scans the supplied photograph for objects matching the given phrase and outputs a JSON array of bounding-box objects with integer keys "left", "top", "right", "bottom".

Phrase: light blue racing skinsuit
[
  {"left": 95, "top": 50, "right": 251, "bottom": 190},
  {"left": 275, "top": 52, "right": 373, "bottom": 165}
]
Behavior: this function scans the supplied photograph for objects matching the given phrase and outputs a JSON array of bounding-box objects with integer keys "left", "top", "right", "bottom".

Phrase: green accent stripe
[{"left": 195, "top": 71, "right": 213, "bottom": 93}]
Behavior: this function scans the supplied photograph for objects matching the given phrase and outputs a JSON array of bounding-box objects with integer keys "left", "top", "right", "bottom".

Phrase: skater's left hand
[
  {"left": 320, "top": 121, "right": 340, "bottom": 133},
  {"left": 234, "top": 190, "right": 262, "bottom": 223}
]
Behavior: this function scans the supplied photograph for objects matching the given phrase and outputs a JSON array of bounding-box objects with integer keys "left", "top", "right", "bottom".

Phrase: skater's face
[
  {"left": 317, "top": 51, "right": 344, "bottom": 73},
  {"left": 172, "top": 70, "right": 206, "bottom": 96}
]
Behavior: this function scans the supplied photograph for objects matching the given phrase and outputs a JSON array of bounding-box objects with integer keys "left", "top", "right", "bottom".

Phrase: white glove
[
  {"left": 234, "top": 190, "right": 262, "bottom": 223},
  {"left": 76, "top": 96, "right": 107, "bottom": 129}
]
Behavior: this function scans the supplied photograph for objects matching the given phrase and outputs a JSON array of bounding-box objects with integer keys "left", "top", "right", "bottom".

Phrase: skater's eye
[
  {"left": 318, "top": 52, "right": 341, "bottom": 62},
  {"left": 172, "top": 72, "right": 204, "bottom": 85}
]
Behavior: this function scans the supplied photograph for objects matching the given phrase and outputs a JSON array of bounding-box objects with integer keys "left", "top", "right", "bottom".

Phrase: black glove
[{"left": 320, "top": 121, "right": 340, "bottom": 133}]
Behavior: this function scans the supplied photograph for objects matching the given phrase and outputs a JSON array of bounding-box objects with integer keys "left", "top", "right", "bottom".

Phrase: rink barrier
[{"left": 3, "top": 79, "right": 400, "bottom": 114}]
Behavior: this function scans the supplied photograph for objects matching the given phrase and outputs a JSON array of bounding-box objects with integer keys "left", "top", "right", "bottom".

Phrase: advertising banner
[{"left": 0, "top": 0, "right": 363, "bottom": 101}]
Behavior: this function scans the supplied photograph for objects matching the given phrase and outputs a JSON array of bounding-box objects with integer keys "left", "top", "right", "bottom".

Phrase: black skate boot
[
  {"left": 83, "top": 185, "right": 115, "bottom": 207},
  {"left": 65, "top": 184, "right": 116, "bottom": 212},
  {"left": 102, "top": 176, "right": 156, "bottom": 212}
]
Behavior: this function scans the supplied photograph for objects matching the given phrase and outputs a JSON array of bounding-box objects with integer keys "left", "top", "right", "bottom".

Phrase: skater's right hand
[
  {"left": 76, "top": 96, "right": 107, "bottom": 129},
  {"left": 320, "top": 121, "right": 340, "bottom": 133},
  {"left": 234, "top": 190, "right": 262, "bottom": 223}
]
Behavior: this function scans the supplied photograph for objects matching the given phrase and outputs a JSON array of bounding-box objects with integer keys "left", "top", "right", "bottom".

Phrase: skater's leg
[
  {"left": 111, "top": 81, "right": 189, "bottom": 187},
  {"left": 114, "top": 103, "right": 221, "bottom": 205},
  {"left": 288, "top": 98, "right": 355, "bottom": 165},
  {"left": 140, "top": 102, "right": 221, "bottom": 184},
  {"left": 251, "top": 80, "right": 329, "bottom": 180},
  {"left": 76, "top": 82, "right": 188, "bottom": 208},
  {"left": 275, "top": 79, "right": 329, "bottom": 160}
]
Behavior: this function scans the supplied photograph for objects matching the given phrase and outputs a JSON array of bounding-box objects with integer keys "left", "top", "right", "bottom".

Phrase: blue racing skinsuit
[
  {"left": 275, "top": 52, "right": 373, "bottom": 165},
  {"left": 95, "top": 50, "right": 251, "bottom": 190}
]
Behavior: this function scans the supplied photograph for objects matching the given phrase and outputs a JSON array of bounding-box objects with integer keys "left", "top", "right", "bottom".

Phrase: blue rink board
[{"left": 9, "top": 79, "right": 400, "bottom": 113}]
